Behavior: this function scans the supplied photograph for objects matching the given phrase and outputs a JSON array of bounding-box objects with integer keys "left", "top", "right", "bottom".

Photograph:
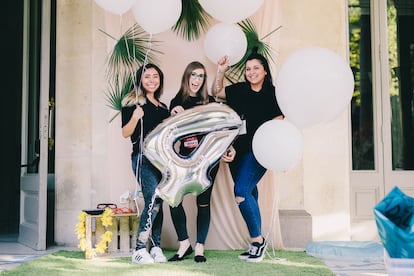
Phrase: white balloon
[
  {"left": 276, "top": 47, "right": 354, "bottom": 129},
  {"left": 94, "top": 0, "right": 136, "bottom": 15},
  {"left": 132, "top": 0, "right": 182, "bottom": 35},
  {"left": 204, "top": 23, "right": 247, "bottom": 66},
  {"left": 252, "top": 120, "right": 303, "bottom": 172},
  {"left": 199, "top": 0, "right": 264, "bottom": 23}
]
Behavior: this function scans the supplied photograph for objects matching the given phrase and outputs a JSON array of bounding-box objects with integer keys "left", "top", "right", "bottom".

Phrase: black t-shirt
[
  {"left": 121, "top": 100, "right": 170, "bottom": 155},
  {"left": 225, "top": 82, "right": 283, "bottom": 155},
  {"left": 169, "top": 93, "right": 215, "bottom": 157}
]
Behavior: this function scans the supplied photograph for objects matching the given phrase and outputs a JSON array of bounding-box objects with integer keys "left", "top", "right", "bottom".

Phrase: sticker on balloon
[{"left": 143, "top": 103, "right": 242, "bottom": 207}]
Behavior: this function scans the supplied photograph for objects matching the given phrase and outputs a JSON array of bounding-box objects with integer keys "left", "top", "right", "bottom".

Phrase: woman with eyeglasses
[
  {"left": 121, "top": 63, "right": 170, "bottom": 265},
  {"left": 168, "top": 61, "right": 235, "bottom": 262},
  {"left": 212, "top": 47, "right": 284, "bottom": 263}
]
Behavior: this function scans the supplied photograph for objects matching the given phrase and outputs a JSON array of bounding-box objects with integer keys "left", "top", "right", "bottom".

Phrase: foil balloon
[{"left": 143, "top": 103, "right": 242, "bottom": 207}]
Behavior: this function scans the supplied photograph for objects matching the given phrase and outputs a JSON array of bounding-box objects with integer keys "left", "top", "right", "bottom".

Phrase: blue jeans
[
  {"left": 132, "top": 154, "right": 163, "bottom": 250},
  {"left": 229, "top": 152, "right": 266, "bottom": 238}
]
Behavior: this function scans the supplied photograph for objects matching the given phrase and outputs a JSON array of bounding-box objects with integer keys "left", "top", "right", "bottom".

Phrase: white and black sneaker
[
  {"left": 132, "top": 248, "right": 155, "bottom": 264},
  {"left": 238, "top": 244, "right": 254, "bottom": 260},
  {"left": 246, "top": 238, "right": 267, "bottom": 263}
]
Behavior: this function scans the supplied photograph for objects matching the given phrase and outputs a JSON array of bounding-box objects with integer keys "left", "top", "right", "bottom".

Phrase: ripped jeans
[
  {"left": 229, "top": 152, "right": 266, "bottom": 238},
  {"left": 132, "top": 153, "right": 163, "bottom": 250},
  {"left": 169, "top": 164, "right": 219, "bottom": 244}
]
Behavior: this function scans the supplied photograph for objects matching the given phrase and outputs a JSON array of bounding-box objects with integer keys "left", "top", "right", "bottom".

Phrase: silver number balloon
[{"left": 143, "top": 103, "right": 242, "bottom": 207}]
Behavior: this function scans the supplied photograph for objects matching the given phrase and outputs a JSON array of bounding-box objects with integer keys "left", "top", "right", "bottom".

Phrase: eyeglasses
[
  {"left": 190, "top": 72, "right": 205, "bottom": 80},
  {"left": 97, "top": 203, "right": 117, "bottom": 210}
]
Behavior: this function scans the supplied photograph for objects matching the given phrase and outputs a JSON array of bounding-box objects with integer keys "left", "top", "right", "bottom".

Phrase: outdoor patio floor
[{"left": 0, "top": 235, "right": 389, "bottom": 275}]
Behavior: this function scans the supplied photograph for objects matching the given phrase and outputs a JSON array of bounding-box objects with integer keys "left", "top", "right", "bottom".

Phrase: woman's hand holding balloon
[
  {"left": 132, "top": 105, "right": 144, "bottom": 120},
  {"left": 217, "top": 55, "right": 229, "bottom": 73},
  {"left": 171, "top": 105, "right": 184, "bottom": 115},
  {"left": 221, "top": 146, "right": 235, "bottom": 162}
]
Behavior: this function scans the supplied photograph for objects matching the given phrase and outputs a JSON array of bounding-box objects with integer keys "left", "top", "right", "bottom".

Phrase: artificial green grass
[{"left": 1, "top": 249, "right": 334, "bottom": 276}]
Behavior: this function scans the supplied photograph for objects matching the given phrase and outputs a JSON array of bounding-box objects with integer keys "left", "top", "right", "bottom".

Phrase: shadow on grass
[{"left": 1, "top": 249, "right": 334, "bottom": 276}]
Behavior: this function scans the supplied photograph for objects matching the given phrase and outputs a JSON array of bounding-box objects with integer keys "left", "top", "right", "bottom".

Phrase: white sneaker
[
  {"left": 239, "top": 244, "right": 254, "bottom": 260},
  {"left": 246, "top": 238, "right": 268, "bottom": 263},
  {"left": 150, "top": 246, "right": 167, "bottom": 263},
  {"left": 132, "top": 248, "right": 155, "bottom": 264}
]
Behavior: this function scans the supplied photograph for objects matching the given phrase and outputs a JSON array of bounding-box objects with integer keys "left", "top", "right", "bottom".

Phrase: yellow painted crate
[{"left": 85, "top": 213, "right": 139, "bottom": 257}]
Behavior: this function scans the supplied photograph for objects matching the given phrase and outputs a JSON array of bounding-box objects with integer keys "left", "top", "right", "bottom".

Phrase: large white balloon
[
  {"left": 94, "top": 0, "right": 136, "bottom": 15},
  {"left": 199, "top": 0, "right": 264, "bottom": 23},
  {"left": 276, "top": 47, "right": 354, "bottom": 129},
  {"left": 204, "top": 23, "right": 247, "bottom": 66},
  {"left": 132, "top": 0, "right": 182, "bottom": 35},
  {"left": 252, "top": 120, "right": 303, "bottom": 172}
]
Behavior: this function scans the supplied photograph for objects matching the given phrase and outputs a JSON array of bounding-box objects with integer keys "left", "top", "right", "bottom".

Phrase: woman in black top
[
  {"left": 212, "top": 48, "right": 284, "bottom": 262},
  {"left": 121, "top": 64, "right": 170, "bottom": 265},
  {"left": 168, "top": 61, "right": 235, "bottom": 262}
]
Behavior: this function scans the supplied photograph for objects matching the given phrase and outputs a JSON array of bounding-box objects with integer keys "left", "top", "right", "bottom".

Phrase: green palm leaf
[
  {"left": 226, "top": 19, "right": 281, "bottom": 83},
  {"left": 172, "top": 0, "right": 212, "bottom": 41},
  {"left": 105, "top": 74, "right": 133, "bottom": 111},
  {"left": 105, "top": 74, "right": 134, "bottom": 122},
  {"left": 102, "top": 23, "right": 163, "bottom": 114},
  {"left": 104, "top": 23, "right": 163, "bottom": 81}
]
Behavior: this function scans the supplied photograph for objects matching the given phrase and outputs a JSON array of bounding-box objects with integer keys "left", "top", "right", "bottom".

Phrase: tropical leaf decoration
[
  {"left": 105, "top": 74, "right": 134, "bottom": 122},
  {"left": 104, "top": 23, "right": 163, "bottom": 81},
  {"left": 172, "top": 0, "right": 212, "bottom": 41},
  {"left": 226, "top": 19, "right": 281, "bottom": 83},
  {"left": 102, "top": 2, "right": 279, "bottom": 118},
  {"left": 102, "top": 23, "right": 163, "bottom": 115},
  {"left": 105, "top": 75, "right": 134, "bottom": 122}
]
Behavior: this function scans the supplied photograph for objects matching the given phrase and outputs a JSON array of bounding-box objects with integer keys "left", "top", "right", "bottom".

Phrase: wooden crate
[{"left": 85, "top": 213, "right": 139, "bottom": 257}]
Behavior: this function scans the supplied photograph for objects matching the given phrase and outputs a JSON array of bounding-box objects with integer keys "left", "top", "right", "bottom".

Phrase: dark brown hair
[{"left": 245, "top": 47, "right": 273, "bottom": 87}]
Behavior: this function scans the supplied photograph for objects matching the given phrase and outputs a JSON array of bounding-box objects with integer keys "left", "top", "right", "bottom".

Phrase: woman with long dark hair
[
  {"left": 121, "top": 63, "right": 170, "bottom": 265},
  {"left": 212, "top": 48, "right": 284, "bottom": 262}
]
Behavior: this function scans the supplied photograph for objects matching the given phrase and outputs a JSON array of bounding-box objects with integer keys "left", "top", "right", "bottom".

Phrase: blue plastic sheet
[
  {"left": 374, "top": 186, "right": 414, "bottom": 258},
  {"left": 306, "top": 241, "right": 383, "bottom": 259}
]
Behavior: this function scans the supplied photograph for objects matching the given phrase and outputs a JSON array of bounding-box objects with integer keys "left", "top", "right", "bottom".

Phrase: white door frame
[
  {"left": 19, "top": 0, "right": 51, "bottom": 250},
  {"left": 350, "top": 0, "right": 385, "bottom": 225},
  {"left": 379, "top": 1, "right": 414, "bottom": 196},
  {"left": 350, "top": 0, "right": 414, "bottom": 238}
]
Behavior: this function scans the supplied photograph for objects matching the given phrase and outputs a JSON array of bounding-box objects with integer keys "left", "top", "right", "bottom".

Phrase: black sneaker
[
  {"left": 238, "top": 244, "right": 254, "bottom": 260},
  {"left": 246, "top": 238, "right": 267, "bottom": 263}
]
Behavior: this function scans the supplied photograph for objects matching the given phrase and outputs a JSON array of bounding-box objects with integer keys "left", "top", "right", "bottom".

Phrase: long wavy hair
[
  {"left": 176, "top": 61, "right": 209, "bottom": 104},
  {"left": 122, "top": 63, "right": 164, "bottom": 106}
]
